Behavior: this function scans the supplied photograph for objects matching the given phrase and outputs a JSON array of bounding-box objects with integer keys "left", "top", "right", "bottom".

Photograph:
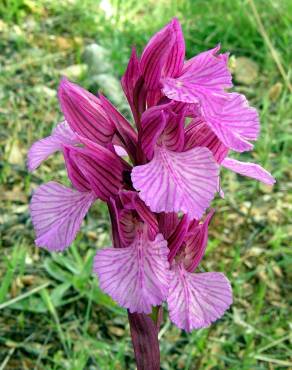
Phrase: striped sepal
[{"left": 58, "top": 78, "right": 115, "bottom": 145}]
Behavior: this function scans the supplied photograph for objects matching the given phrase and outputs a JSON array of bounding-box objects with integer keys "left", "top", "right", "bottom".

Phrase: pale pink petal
[
  {"left": 162, "top": 45, "right": 232, "bottom": 104},
  {"left": 205, "top": 93, "right": 260, "bottom": 152},
  {"left": 94, "top": 229, "right": 170, "bottom": 314},
  {"left": 27, "top": 121, "right": 78, "bottom": 171},
  {"left": 114, "top": 145, "right": 128, "bottom": 157},
  {"left": 132, "top": 146, "right": 219, "bottom": 220},
  {"left": 30, "top": 182, "right": 95, "bottom": 251},
  {"left": 221, "top": 157, "right": 275, "bottom": 185},
  {"left": 168, "top": 263, "right": 232, "bottom": 332}
]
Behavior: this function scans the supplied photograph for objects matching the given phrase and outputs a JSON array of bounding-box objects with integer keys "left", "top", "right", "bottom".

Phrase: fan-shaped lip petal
[
  {"left": 132, "top": 146, "right": 219, "bottom": 220},
  {"left": 167, "top": 262, "right": 232, "bottom": 332},
  {"left": 30, "top": 181, "right": 96, "bottom": 251},
  {"left": 93, "top": 227, "right": 170, "bottom": 314},
  {"left": 27, "top": 121, "right": 78, "bottom": 171},
  {"left": 221, "top": 157, "right": 276, "bottom": 185}
]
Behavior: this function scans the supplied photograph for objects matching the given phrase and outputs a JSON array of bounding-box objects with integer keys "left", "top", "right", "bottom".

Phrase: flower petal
[
  {"left": 221, "top": 157, "right": 275, "bottom": 185},
  {"left": 205, "top": 93, "right": 260, "bottom": 152},
  {"left": 121, "top": 48, "right": 146, "bottom": 123},
  {"left": 140, "top": 20, "right": 175, "bottom": 89},
  {"left": 63, "top": 146, "right": 91, "bottom": 192},
  {"left": 58, "top": 78, "right": 115, "bottom": 144},
  {"left": 184, "top": 209, "right": 215, "bottom": 272},
  {"left": 94, "top": 229, "right": 170, "bottom": 314},
  {"left": 157, "top": 212, "right": 179, "bottom": 240},
  {"left": 167, "top": 263, "right": 232, "bottom": 331},
  {"left": 30, "top": 182, "right": 95, "bottom": 251},
  {"left": 167, "top": 214, "right": 190, "bottom": 262},
  {"left": 185, "top": 117, "right": 228, "bottom": 163},
  {"left": 132, "top": 146, "right": 219, "bottom": 219},
  {"left": 27, "top": 121, "right": 78, "bottom": 171},
  {"left": 67, "top": 142, "right": 123, "bottom": 201},
  {"left": 120, "top": 190, "right": 159, "bottom": 240},
  {"left": 140, "top": 105, "right": 167, "bottom": 160},
  {"left": 162, "top": 18, "right": 185, "bottom": 78},
  {"left": 99, "top": 94, "right": 138, "bottom": 163},
  {"left": 161, "top": 109, "right": 185, "bottom": 152},
  {"left": 162, "top": 45, "right": 232, "bottom": 104}
]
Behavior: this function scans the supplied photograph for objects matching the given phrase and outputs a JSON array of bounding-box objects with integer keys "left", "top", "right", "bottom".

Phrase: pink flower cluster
[{"left": 28, "top": 19, "right": 275, "bottom": 332}]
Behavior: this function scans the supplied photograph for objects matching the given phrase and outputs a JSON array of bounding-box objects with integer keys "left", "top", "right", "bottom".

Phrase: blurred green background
[{"left": 0, "top": 0, "right": 291, "bottom": 369}]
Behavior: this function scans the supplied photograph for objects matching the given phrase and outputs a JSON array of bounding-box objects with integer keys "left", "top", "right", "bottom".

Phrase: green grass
[{"left": 1, "top": 0, "right": 292, "bottom": 369}]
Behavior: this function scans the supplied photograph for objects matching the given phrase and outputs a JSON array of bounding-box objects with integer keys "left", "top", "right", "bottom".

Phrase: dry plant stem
[
  {"left": 128, "top": 311, "right": 161, "bottom": 370},
  {"left": 248, "top": 0, "right": 292, "bottom": 93}
]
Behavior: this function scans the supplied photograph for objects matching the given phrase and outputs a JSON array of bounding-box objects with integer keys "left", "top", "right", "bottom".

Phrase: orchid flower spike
[{"left": 28, "top": 17, "right": 275, "bottom": 344}]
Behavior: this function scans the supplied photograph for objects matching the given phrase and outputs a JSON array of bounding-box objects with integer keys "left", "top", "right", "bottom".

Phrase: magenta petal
[
  {"left": 120, "top": 190, "right": 159, "bottom": 239},
  {"left": 94, "top": 229, "right": 170, "bottom": 314},
  {"left": 63, "top": 147, "right": 91, "bottom": 192},
  {"left": 140, "top": 105, "right": 167, "bottom": 160},
  {"left": 119, "top": 210, "right": 137, "bottom": 247},
  {"left": 162, "top": 45, "right": 232, "bottom": 104},
  {"left": 30, "top": 182, "right": 95, "bottom": 251},
  {"left": 221, "top": 157, "right": 276, "bottom": 185},
  {"left": 162, "top": 18, "right": 185, "bottom": 78},
  {"left": 185, "top": 117, "right": 228, "bottom": 163},
  {"left": 58, "top": 78, "right": 115, "bottom": 145},
  {"left": 99, "top": 94, "right": 138, "bottom": 162},
  {"left": 121, "top": 48, "right": 146, "bottom": 123},
  {"left": 184, "top": 209, "right": 215, "bottom": 272},
  {"left": 27, "top": 121, "right": 78, "bottom": 171},
  {"left": 158, "top": 213, "right": 179, "bottom": 240},
  {"left": 140, "top": 20, "right": 175, "bottom": 90},
  {"left": 168, "top": 214, "right": 190, "bottom": 262},
  {"left": 132, "top": 146, "right": 219, "bottom": 220},
  {"left": 68, "top": 142, "right": 123, "bottom": 201},
  {"left": 161, "top": 109, "right": 185, "bottom": 152},
  {"left": 167, "top": 263, "right": 232, "bottom": 332}
]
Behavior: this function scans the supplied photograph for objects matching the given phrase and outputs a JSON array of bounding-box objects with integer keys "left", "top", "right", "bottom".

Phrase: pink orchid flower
[{"left": 28, "top": 17, "right": 275, "bottom": 369}]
